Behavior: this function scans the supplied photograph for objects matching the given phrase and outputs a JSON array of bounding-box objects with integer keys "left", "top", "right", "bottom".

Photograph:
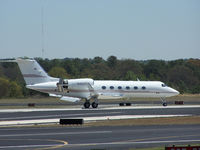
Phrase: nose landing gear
[{"left": 161, "top": 97, "right": 167, "bottom": 106}]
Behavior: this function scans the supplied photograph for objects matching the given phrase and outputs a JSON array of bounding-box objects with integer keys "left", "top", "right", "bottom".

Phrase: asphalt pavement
[
  {"left": 0, "top": 103, "right": 200, "bottom": 149},
  {"left": 0, "top": 124, "right": 200, "bottom": 150}
]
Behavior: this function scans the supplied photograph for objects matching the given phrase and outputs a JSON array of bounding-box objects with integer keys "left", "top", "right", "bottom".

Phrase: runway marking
[
  {"left": 0, "top": 144, "right": 60, "bottom": 149},
  {"left": 0, "top": 133, "right": 199, "bottom": 149},
  {"left": 0, "top": 114, "right": 191, "bottom": 126},
  {"left": 0, "top": 139, "right": 68, "bottom": 149},
  {"left": 0, "top": 130, "right": 112, "bottom": 137},
  {"left": 54, "top": 134, "right": 200, "bottom": 148},
  {"left": 0, "top": 112, "right": 121, "bottom": 121},
  {"left": 35, "top": 139, "right": 68, "bottom": 150},
  {"left": 103, "top": 105, "right": 200, "bottom": 110},
  {"left": 0, "top": 105, "right": 200, "bottom": 113},
  {"left": 57, "top": 139, "right": 200, "bottom": 148},
  {"left": 125, "top": 133, "right": 200, "bottom": 143}
]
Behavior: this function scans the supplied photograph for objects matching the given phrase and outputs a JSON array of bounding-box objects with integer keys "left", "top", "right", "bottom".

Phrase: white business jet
[{"left": 4, "top": 58, "right": 179, "bottom": 108}]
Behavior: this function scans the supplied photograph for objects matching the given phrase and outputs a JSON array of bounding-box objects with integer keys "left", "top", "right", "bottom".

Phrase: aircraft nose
[{"left": 171, "top": 88, "right": 180, "bottom": 96}]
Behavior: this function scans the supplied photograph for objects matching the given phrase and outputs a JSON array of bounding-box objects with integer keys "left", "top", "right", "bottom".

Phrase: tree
[
  {"left": 167, "top": 65, "right": 199, "bottom": 93},
  {"left": 0, "top": 77, "right": 9, "bottom": 98},
  {"left": 93, "top": 57, "right": 104, "bottom": 64},
  {"left": 144, "top": 60, "right": 167, "bottom": 80},
  {"left": 117, "top": 59, "right": 143, "bottom": 80},
  {"left": 8, "top": 81, "right": 23, "bottom": 97},
  {"left": 124, "top": 71, "right": 137, "bottom": 81},
  {"left": 48, "top": 67, "right": 70, "bottom": 79},
  {"left": 107, "top": 56, "right": 117, "bottom": 68}
]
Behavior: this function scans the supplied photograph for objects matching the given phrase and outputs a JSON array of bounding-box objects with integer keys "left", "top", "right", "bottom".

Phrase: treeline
[{"left": 0, "top": 56, "right": 200, "bottom": 98}]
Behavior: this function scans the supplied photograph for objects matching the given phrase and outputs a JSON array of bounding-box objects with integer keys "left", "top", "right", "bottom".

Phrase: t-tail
[{"left": 1, "top": 58, "right": 58, "bottom": 85}]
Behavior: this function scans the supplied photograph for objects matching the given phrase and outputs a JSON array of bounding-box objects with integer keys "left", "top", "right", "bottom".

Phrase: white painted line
[
  {"left": 0, "top": 119, "right": 59, "bottom": 126},
  {"left": 0, "top": 114, "right": 191, "bottom": 126},
  {"left": 0, "top": 108, "right": 82, "bottom": 113},
  {"left": 0, "top": 112, "right": 120, "bottom": 120},
  {"left": 1, "top": 139, "right": 200, "bottom": 149},
  {"left": 0, "top": 105, "right": 200, "bottom": 113},
  {"left": 103, "top": 105, "right": 200, "bottom": 110},
  {"left": 101, "top": 139, "right": 200, "bottom": 145},
  {"left": 83, "top": 114, "right": 191, "bottom": 121},
  {"left": 66, "top": 139, "right": 200, "bottom": 147},
  {"left": 0, "top": 144, "right": 61, "bottom": 149}
]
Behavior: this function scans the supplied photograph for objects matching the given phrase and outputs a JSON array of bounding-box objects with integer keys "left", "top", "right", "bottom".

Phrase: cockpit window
[{"left": 161, "top": 84, "right": 166, "bottom": 87}]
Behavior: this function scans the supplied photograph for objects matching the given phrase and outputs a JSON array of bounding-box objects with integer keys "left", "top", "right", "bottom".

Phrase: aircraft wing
[{"left": 49, "top": 94, "right": 81, "bottom": 102}]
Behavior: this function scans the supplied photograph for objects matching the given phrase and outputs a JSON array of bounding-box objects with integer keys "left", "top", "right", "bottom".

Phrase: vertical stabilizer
[{"left": 15, "top": 59, "right": 52, "bottom": 85}]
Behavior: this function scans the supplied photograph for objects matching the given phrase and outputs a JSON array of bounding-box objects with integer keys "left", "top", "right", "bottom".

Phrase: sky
[{"left": 0, "top": 0, "right": 199, "bottom": 60}]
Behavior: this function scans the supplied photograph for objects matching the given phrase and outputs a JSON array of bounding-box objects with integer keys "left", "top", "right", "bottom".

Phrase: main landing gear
[
  {"left": 161, "top": 97, "right": 167, "bottom": 107},
  {"left": 84, "top": 98, "right": 98, "bottom": 109}
]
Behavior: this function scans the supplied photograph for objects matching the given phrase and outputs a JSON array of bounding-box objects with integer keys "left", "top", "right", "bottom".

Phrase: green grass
[{"left": 86, "top": 116, "right": 200, "bottom": 127}]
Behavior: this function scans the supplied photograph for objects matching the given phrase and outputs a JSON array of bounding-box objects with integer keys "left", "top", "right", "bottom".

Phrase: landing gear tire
[
  {"left": 84, "top": 102, "right": 90, "bottom": 108},
  {"left": 161, "top": 97, "right": 167, "bottom": 107},
  {"left": 163, "top": 102, "right": 167, "bottom": 107},
  {"left": 92, "top": 102, "right": 98, "bottom": 108}
]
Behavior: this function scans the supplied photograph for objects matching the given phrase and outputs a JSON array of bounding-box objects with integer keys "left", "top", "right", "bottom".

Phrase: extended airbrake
[{"left": 2, "top": 58, "right": 179, "bottom": 108}]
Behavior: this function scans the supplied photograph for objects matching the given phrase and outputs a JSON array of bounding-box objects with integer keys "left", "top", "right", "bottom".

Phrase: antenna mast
[{"left": 41, "top": 2, "right": 44, "bottom": 58}]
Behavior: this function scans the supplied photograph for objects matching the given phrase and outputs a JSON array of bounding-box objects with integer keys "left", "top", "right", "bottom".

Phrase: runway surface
[
  {"left": 0, "top": 105, "right": 200, "bottom": 149},
  {"left": 0, "top": 105, "right": 200, "bottom": 121},
  {"left": 0, "top": 124, "right": 200, "bottom": 150}
]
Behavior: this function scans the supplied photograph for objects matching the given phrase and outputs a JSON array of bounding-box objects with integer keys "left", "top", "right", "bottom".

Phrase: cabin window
[
  {"left": 134, "top": 86, "right": 138, "bottom": 90},
  {"left": 110, "top": 86, "right": 114, "bottom": 89},
  {"left": 102, "top": 86, "right": 106, "bottom": 89},
  {"left": 126, "top": 86, "right": 130, "bottom": 90},
  {"left": 142, "top": 86, "right": 146, "bottom": 90},
  {"left": 118, "top": 86, "right": 122, "bottom": 90}
]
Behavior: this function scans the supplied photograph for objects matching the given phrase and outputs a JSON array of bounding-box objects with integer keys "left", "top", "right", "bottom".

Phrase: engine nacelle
[
  {"left": 68, "top": 78, "right": 94, "bottom": 86},
  {"left": 56, "top": 78, "right": 94, "bottom": 99}
]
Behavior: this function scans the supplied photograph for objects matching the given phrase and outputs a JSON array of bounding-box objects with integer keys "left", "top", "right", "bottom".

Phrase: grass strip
[{"left": 85, "top": 116, "right": 200, "bottom": 127}]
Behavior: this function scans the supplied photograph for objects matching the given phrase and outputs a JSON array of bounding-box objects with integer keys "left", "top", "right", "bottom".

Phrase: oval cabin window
[
  {"left": 118, "top": 86, "right": 122, "bottom": 89},
  {"left": 142, "top": 86, "right": 146, "bottom": 90},
  {"left": 110, "top": 86, "right": 114, "bottom": 89},
  {"left": 102, "top": 86, "right": 106, "bottom": 90}
]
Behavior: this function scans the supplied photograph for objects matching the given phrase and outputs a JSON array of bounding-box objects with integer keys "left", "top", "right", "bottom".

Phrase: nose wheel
[
  {"left": 161, "top": 97, "right": 167, "bottom": 107},
  {"left": 162, "top": 102, "right": 167, "bottom": 106}
]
